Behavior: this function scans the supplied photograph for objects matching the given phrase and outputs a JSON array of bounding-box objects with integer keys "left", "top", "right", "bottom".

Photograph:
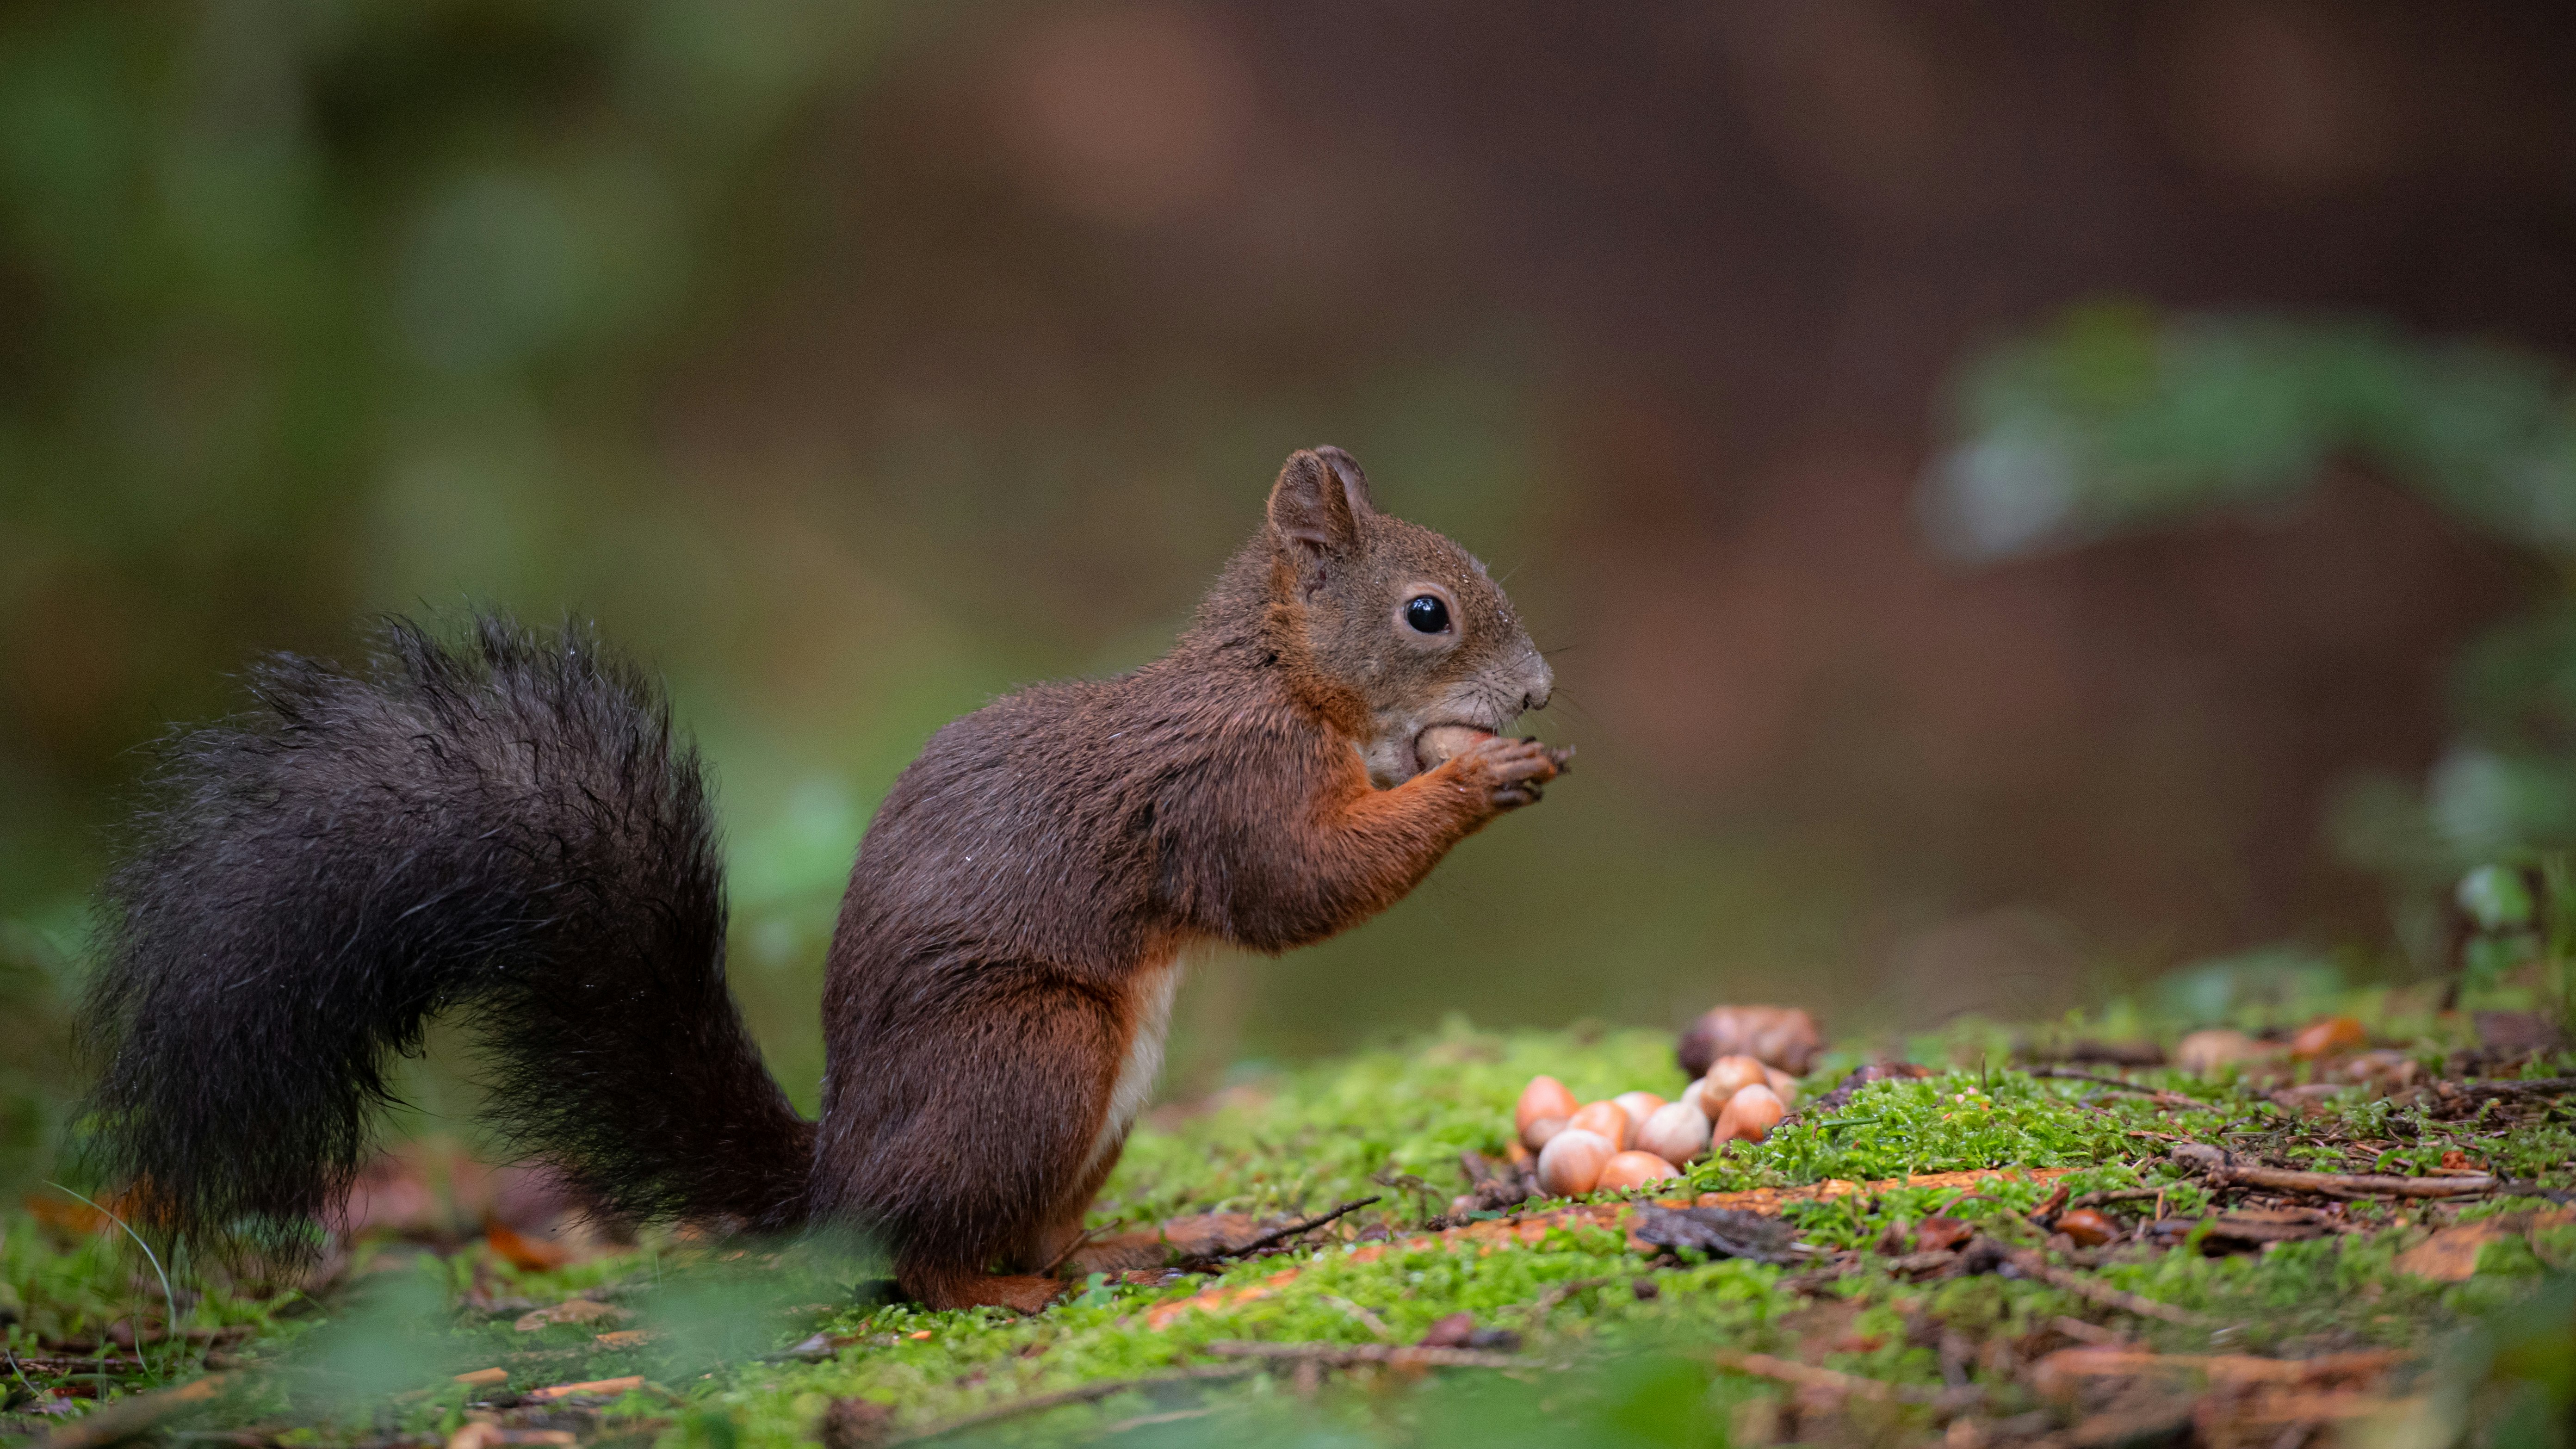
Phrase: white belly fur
[{"left": 1088, "top": 955, "right": 1184, "bottom": 1172}]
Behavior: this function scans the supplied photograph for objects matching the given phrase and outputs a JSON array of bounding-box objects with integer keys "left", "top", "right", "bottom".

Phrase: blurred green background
[{"left": 7, "top": 2, "right": 2576, "bottom": 1177}]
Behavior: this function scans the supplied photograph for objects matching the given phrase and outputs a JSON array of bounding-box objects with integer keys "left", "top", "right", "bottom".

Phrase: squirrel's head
[{"left": 1263, "top": 446, "right": 1554, "bottom": 787}]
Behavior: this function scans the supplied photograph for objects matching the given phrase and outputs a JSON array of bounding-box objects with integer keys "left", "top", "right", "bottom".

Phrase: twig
[
  {"left": 2006, "top": 1251, "right": 2219, "bottom": 1327},
  {"left": 2446, "top": 1077, "right": 2576, "bottom": 1103},
  {"left": 2066, "top": 1187, "right": 2164, "bottom": 1212},
  {"left": 1203, "top": 1340, "right": 1532, "bottom": 1370},
  {"left": 1040, "top": 1221, "right": 1122, "bottom": 1277},
  {"left": 1319, "top": 1296, "right": 1393, "bottom": 1341},
  {"left": 1519, "top": 1277, "right": 1608, "bottom": 1321},
  {"left": 2172, "top": 1144, "right": 2497, "bottom": 1199},
  {"left": 2032, "top": 1347, "right": 2403, "bottom": 1388},
  {"left": 520, "top": 1376, "right": 643, "bottom": 1403},
  {"left": 2052, "top": 1316, "right": 2130, "bottom": 1347},
  {"left": 1713, "top": 1350, "right": 1941, "bottom": 1404},
  {"left": 1098, "top": 1406, "right": 1214, "bottom": 1434},
  {"left": 2027, "top": 1069, "right": 2203, "bottom": 1109},
  {"left": 1173, "top": 1197, "right": 1381, "bottom": 1267},
  {"left": 888, "top": 1364, "right": 1258, "bottom": 1444},
  {"left": 37, "top": 1376, "right": 226, "bottom": 1449}
]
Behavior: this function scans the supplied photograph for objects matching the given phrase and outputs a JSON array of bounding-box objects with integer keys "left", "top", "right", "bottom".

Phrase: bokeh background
[{"left": 7, "top": 1, "right": 2576, "bottom": 1174}]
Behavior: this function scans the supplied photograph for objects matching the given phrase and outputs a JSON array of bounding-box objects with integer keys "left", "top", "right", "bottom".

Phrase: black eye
[{"left": 1404, "top": 594, "right": 1451, "bottom": 634}]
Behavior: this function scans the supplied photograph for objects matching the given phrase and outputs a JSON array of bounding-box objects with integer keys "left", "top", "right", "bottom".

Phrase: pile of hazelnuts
[{"left": 1511, "top": 1005, "right": 1823, "bottom": 1199}]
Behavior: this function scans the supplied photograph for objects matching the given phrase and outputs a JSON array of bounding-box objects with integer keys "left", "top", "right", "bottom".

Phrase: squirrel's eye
[{"left": 1404, "top": 594, "right": 1451, "bottom": 634}]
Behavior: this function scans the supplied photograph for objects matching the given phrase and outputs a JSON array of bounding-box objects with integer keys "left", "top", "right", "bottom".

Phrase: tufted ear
[{"left": 1268, "top": 449, "right": 1364, "bottom": 593}]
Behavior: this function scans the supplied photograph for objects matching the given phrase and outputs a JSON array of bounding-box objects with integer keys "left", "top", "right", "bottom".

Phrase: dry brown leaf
[
  {"left": 2394, "top": 1211, "right": 2573, "bottom": 1281},
  {"left": 2289, "top": 1015, "right": 2366, "bottom": 1059},
  {"left": 484, "top": 1221, "right": 572, "bottom": 1273}
]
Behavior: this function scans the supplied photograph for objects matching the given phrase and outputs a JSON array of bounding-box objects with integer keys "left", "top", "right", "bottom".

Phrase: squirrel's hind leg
[{"left": 1017, "top": 1138, "right": 1126, "bottom": 1277}]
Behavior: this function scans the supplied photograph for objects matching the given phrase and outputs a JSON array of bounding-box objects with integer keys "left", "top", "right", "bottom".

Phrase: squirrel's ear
[
  {"left": 1313, "top": 446, "right": 1375, "bottom": 517},
  {"left": 1269, "top": 449, "right": 1363, "bottom": 592}
]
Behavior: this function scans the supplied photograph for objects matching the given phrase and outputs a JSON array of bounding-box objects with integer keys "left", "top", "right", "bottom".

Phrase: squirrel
[{"left": 78, "top": 446, "right": 1567, "bottom": 1313}]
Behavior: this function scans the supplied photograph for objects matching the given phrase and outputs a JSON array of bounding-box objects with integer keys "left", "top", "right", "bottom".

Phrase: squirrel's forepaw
[{"left": 1453, "top": 736, "right": 1569, "bottom": 810}]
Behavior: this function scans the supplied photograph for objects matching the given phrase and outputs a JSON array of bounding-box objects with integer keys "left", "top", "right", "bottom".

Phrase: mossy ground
[{"left": 4, "top": 998, "right": 2573, "bottom": 1447}]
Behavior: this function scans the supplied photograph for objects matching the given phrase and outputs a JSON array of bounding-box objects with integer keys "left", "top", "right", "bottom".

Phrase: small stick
[
  {"left": 2007, "top": 1251, "right": 2218, "bottom": 1328},
  {"left": 2027, "top": 1069, "right": 2203, "bottom": 1109},
  {"left": 2446, "top": 1077, "right": 2576, "bottom": 1103},
  {"left": 1040, "top": 1221, "right": 1122, "bottom": 1277},
  {"left": 1203, "top": 1340, "right": 1530, "bottom": 1370},
  {"left": 2066, "top": 1187, "right": 2164, "bottom": 1212},
  {"left": 889, "top": 1364, "right": 1259, "bottom": 1444},
  {"left": 1713, "top": 1350, "right": 1941, "bottom": 1404},
  {"left": 38, "top": 1376, "right": 228, "bottom": 1449},
  {"left": 1319, "top": 1295, "right": 1394, "bottom": 1341},
  {"left": 520, "top": 1376, "right": 642, "bottom": 1404},
  {"left": 1519, "top": 1276, "right": 1608, "bottom": 1320},
  {"left": 1175, "top": 1197, "right": 1382, "bottom": 1267},
  {"left": 2172, "top": 1144, "right": 2496, "bottom": 1199},
  {"left": 1098, "top": 1406, "right": 1214, "bottom": 1435},
  {"left": 2033, "top": 1347, "right": 2403, "bottom": 1386}
]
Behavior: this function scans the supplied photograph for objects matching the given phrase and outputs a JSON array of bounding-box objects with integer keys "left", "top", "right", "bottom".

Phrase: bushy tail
[{"left": 79, "top": 614, "right": 813, "bottom": 1251}]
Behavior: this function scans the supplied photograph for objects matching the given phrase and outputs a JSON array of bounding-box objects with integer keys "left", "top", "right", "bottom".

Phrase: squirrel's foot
[
  {"left": 906, "top": 1258, "right": 1066, "bottom": 1315},
  {"left": 905, "top": 1269, "right": 1065, "bottom": 1315},
  {"left": 917, "top": 1263, "right": 1066, "bottom": 1310},
  {"left": 1447, "top": 735, "right": 1570, "bottom": 810}
]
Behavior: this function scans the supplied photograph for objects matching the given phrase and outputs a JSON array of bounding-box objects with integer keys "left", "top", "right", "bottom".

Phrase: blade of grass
[{"left": 46, "top": 1183, "right": 178, "bottom": 1381}]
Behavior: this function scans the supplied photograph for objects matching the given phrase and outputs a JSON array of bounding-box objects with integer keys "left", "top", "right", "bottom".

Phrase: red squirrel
[{"left": 79, "top": 447, "right": 1567, "bottom": 1312}]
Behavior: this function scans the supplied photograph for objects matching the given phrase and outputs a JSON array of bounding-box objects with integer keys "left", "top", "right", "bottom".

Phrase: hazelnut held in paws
[{"left": 77, "top": 446, "right": 1569, "bottom": 1313}]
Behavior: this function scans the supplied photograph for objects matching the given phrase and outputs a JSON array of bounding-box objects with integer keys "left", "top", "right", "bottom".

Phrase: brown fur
[{"left": 811, "top": 447, "right": 1561, "bottom": 1309}]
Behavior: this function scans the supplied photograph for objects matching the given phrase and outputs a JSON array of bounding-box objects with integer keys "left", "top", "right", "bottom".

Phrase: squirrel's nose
[{"left": 1520, "top": 657, "right": 1555, "bottom": 713}]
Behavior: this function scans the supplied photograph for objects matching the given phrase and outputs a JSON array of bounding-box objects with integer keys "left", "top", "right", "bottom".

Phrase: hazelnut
[
  {"left": 1635, "top": 1099, "right": 1713, "bottom": 1165},
  {"left": 1762, "top": 1066, "right": 1800, "bottom": 1108},
  {"left": 1418, "top": 725, "right": 1495, "bottom": 768},
  {"left": 2174, "top": 1028, "right": 2278, "bottom": 1075},
  {"left": 1536, "top": 1129, "right": 1615, "bottom": 1197},
  {"left": 1516, "top": 1075, "right": 1580, "bottom": 1139},
  {"left": 1568, "top": 1100, "right": 1632, "bottom": 1150},
  {"left": 1522, "top": 1115, "right": 1570, "bottom": 1152},
  {"left": 1595, "top": 1151, "right": 1682, "bottom": 1191},
  {"left": 1613, "top": 1090, "right": 1667, "bottom": 1127},
  {"left": 1713, "top": 1084, "right": 1784, "bottom": 1144},
  {"left": 1677, "top": 1005, "right": 1823, "bottom": 1077},
  {"left": 1703, "top": 1055, "right": 1768, "bottom": 1097}
]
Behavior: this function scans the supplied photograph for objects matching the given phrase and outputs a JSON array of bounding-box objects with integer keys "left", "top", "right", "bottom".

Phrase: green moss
[{"left": 5, "top": 1010, "right": 2574, "bottom": 1446}]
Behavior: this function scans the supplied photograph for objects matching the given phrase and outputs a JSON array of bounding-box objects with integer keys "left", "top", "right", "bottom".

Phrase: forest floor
[{"left": 2, "top": 989, "right": 2572, "bottom": 1449}]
